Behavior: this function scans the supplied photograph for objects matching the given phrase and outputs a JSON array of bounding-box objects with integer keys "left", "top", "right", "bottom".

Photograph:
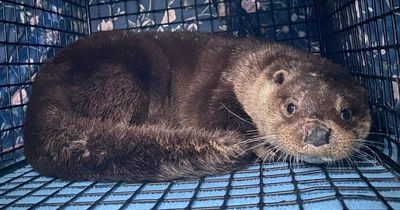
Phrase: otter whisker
[
  {"left": 277, "top": 145, "right": 289, "bottom": 163},
  {"left": 245, "top": 134, "right": 261, "bottom": 139},
  {"left": 343, "top": 156, "right": 351, "bottom": 168},
  {"left": 236, "top": 141, "right": 267, "bottom": 157},
  {"left": 261, "top": 145, "right": 278, "bottom": 164},
  {"left": 289, "top": 156, "right": 295, "bottom": 168},
  {"left": 350, "top": 141, "right": 385, "bottom": 147},
  {"left": 325, "top": 158, "right": 331, "bottom": 168},
  {"left": 345, "top": 155, "right": 355, "bottom": 168},
  {"left": 348, "top": 138, "right": 385, "bottom": 143},
  {"left": 354, "top": 146, "right": 383, "bottom": 165},
  {"left": 291, "top": 156, "right": 296, "bottom": 167},
  {"left": 255, "top": 151, "right": 266, "bottom": 163},
  {"left": 246, "top": 130, "right": 260, "bottom": 135},
  {"left": 336, "top": 138, "right": 385, "bottom": 145},
  {"left": 356, "top": 144, "right": 385, "bottom": 152},
  {"left": 254, "top": 144, "right": 274, "bottom": 163},
  {"left": 353, "top": 156, "right": 362, "bottom": 168},
  {"left": 240, "top": 133, "right": 283, "bottom": 146},
  {"left": 265, "top": 142, "right": 284, "bottom": 162},
  {"left": 274, "top": 150, "right": 284, "bottom": 164},
  {"left": 339, "top": 158, "right": 346, "bottom": 168},
  {"left": 245, "top": 131, "right": 260, "bottom": 135},
  {"left": 262, "top": 143, "right": 278, "bottom": 156},
  {"left": 338, "top": 158, "right": 344, "bottom": 171},
  {"left": 333, "top": 158, "right": 339, "bottom": 168},
  {"left": 258, "top": 145, "right": 271, "bottom": 164},
  {"left": 245, "top": 130, "right": 260, "bottom": 135},
  {"left": 234, "top": 137, "right": 264, "bottom": 146},
  {"left": 352, "top": 143, "right": 383, "bottom": 153},
  {"left": 245, "top": 131, "right": 281, "bottom": 138},
  {"left": 344, "top": 139, "right": 386, "bottom": 146},
  {"left": 341, "top": 154, "right": 351, "bottom": 167},
  {"left": 353, "top": 153, "right": 379, "bottom": 167},
  {"left": 265, "top": 146, "right": 281, "bottom": 163},
  {"left": 362, "top": 146, "right": 383, "bottom": 165},
  {"left": 286, "top": 155, "right": 291, "bottom": 168},
  {"left": 297, "top": 157, "right": 301, "bottom": 167},
  {"left": 220, "top": 103, "right": 255, "bottom": 125},
  {"left": 235, "top": 135, "right": 268, "bottom": 145},
  {"left": 353, "top": 149, "right": 379, "bottom": 165},
  {"left": 262, "top": 149, "right": 275, "bottom": 165},
  {"left": 350, "top": 144, "right": 384, "bottom": 157},
  {"left": 277, "top": 150, "right": 288, "bottom": 164},
  {"left": 261, "top": 152, "right": 270, "bottom": 164},
  {"left": 365, "top": 132, "right": 391, "bottom": 136},
  {"left": 291, "top": 156, "right": 295, "bottom": 168}
]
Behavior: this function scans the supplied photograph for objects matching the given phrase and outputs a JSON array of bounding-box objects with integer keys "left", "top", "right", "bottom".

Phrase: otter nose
[{"left": 303, "top": 123, "right": 330, "bottom": 147}]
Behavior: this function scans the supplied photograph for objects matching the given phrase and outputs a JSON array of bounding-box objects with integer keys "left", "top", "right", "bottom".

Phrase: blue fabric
[
  {"left": 0, "top": 0, "right": 86, "bottom": 166},
  {"left": 89, "top": 0, "right": 319, "bottom": 52}
]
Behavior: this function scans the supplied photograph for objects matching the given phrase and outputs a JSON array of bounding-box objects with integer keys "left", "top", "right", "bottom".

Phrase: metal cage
[{"left": 0, "top": 0, "right": 399, "bottom": 209}]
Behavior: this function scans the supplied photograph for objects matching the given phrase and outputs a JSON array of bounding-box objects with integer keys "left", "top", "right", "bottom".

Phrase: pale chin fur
[{"left": 301, "top": 157, "right": 334, "bottom": 164}]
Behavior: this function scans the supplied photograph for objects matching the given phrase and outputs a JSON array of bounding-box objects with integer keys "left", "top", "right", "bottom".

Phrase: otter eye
[
  {"left": 340, "top": 109, "right": 352, "bottom": 121},
  {"left": 286, "top": 103, "right": 295, "bottom": 114}
]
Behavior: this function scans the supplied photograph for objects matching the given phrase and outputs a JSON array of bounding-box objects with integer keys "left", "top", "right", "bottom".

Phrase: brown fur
[{"left": 24, "top": 31, "right": 371, "bottom": 182}]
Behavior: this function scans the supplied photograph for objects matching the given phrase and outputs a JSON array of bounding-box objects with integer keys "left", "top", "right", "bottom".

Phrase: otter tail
[{"left": 23, "top": 79, "right": 251, "bottom": 182}]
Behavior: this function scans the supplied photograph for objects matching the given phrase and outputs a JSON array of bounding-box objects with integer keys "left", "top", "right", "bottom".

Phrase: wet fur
[{"left": 24, "top": 31, "right": 370, "bottom": 182}]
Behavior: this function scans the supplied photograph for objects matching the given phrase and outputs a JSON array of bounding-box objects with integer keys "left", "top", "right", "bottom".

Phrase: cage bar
[{"left": 0, "top": 0, "right": 399, "bottom": 209}]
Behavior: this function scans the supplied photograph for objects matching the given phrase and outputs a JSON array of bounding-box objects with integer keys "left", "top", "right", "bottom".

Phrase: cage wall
[
  {"left": 0, "top": 0, "right": 88, "bottom": 168},
  {"left": 320, "top": 0, "right": 400, "bottom": 165},
  {"left": 0, "top": 0, "right": 400, "bottom": 209},
  {"left": 88, "top": 0, "right": 321, "bottom": 52}
]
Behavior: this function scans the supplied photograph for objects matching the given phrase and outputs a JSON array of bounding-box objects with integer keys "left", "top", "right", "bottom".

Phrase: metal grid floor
[{"left": 0, "top": 159, "right": 399, "bottom": 210}]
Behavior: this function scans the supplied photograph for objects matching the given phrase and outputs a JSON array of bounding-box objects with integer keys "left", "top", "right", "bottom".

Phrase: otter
[{"left": 23, "top": 31, "right": 371, "bottom": 182}]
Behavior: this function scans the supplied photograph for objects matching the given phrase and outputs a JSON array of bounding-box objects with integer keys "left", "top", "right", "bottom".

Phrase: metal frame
[
  {"left": 0, "top": 160, "right": 399, "bottom": 209},
  {"left": 0, "top": 0, "right": 399, "bottom": 209},
  {"left": 320, "top": 0, "right": 400, "bottom": 165}
]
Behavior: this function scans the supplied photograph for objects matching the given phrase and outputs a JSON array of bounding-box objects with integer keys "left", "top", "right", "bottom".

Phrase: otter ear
[{"left": 272, "top": 70, "right": 289, "bottom": 85}]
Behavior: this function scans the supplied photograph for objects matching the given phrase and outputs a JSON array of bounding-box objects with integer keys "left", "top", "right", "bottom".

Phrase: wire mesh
[
  {"left": 0, "top": 160, "right": 399, "bottom": 209},
  {"left": 0, "top": 0, "right": 400, "bottom": 209},
  {"left": 87, "top": 0, "right": 321, "bottom": 53},
  {"left": 320, "top": 0, "right": 400, "bottom": 165},
  {"left": 0, "top": 0, "right": 88, "bottom": 168}
]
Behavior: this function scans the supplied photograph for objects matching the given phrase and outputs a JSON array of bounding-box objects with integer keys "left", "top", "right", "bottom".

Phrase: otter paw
[
  {"left": 210, "top": 131, "right": 247, "bottom": 158},
  {"left": 62, "top": 138, "right": 90, "bottom": 161}
]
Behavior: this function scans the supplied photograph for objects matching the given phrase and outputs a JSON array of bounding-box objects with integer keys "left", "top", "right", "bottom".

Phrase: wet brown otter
[{"left": 24, "top": 31, "right": 371, "bottom": 182}]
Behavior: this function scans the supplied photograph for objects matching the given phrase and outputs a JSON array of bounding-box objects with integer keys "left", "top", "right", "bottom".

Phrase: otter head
[{"left": 232, "top": 48, "right": 371, "bottom": 164}]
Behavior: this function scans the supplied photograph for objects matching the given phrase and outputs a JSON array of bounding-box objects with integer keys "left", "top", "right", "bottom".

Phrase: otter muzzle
[{"left": 303, "top": 123, "right": 331, "bottom": 147}]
